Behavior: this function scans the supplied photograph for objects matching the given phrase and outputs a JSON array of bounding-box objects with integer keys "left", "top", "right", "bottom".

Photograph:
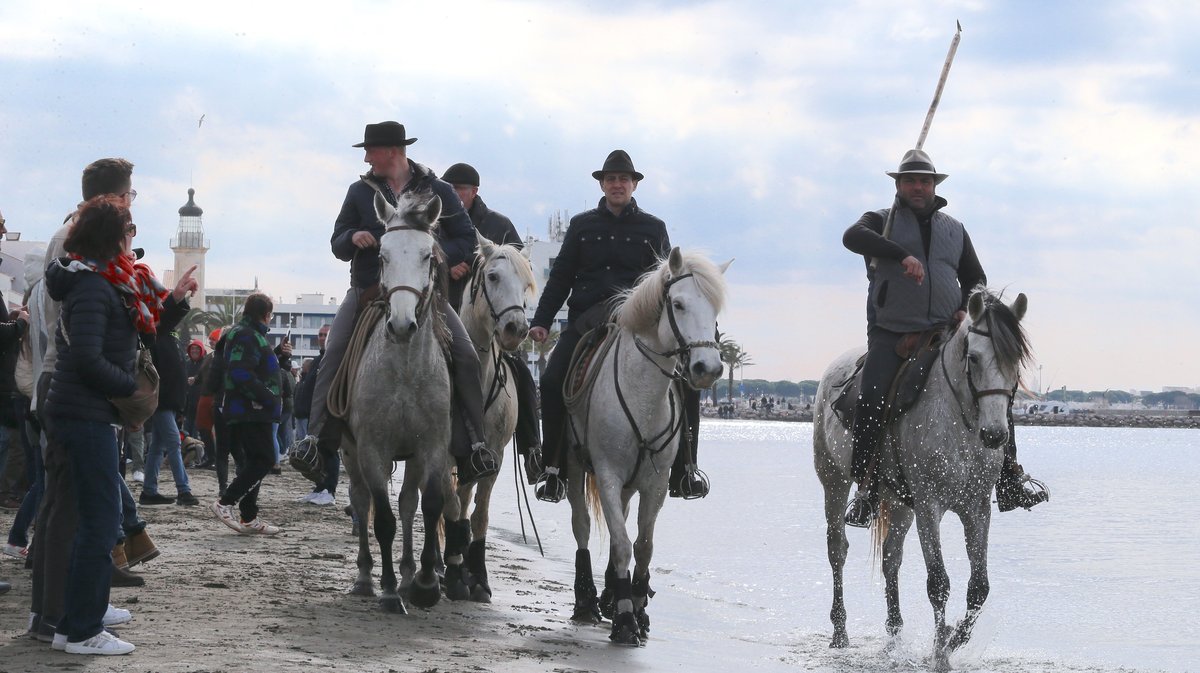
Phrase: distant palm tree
[{"left": 716, "top": 330, "right": 753, "bottom": 403}]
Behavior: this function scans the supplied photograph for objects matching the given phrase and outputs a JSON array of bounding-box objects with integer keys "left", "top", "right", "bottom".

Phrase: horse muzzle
[
  {"left": 688, "top": 358, "right": 723, "bottom": 391},
  {"left": 386, "top": 315, "right": 419, "bottom": 343},
  {"left": 979, "top": 425, "right": 1008, "bottom": 449},
  {"left": 497, "top": 317, "right": 529, "bottom": 352}
]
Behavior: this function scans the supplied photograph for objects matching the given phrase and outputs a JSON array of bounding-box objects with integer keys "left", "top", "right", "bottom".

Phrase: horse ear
[
  {"left": 520, "top": 243, "right": 533, "bottom": 261},
  {"left": 667, "top": 247, "right": 684, "bottom": 276},
  {"left": 718, "top": 258, "right": 734, "bottom": 274},
  {"left": 373, "top": 192, "right": 392, "bottom": 223},
  {"left": 476, "top": 231, "right": 495, "bottom": 258},
  {"left": 423, "top": 194, "right": 443, "bottom": 226},
  {"left": 968, "top": 291, "right": 985, "bottom": 322},
  {"left": 1011, "top": 293, "right": 1028, "bottom": 321}
]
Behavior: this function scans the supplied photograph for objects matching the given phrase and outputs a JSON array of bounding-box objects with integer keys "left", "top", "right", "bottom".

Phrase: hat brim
[
  {"left": 352, "top": 138, "right": 418, "bottom": 148},
  {"left": 592, "top": 170, "right": 645, "bottom": 181},
  {"left": 887, "top": 170, "right": 948, "bottom": 185}
]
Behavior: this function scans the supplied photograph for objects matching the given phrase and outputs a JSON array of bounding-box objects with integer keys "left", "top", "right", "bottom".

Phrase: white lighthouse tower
[{"left": 170, "top": 188, "right": 210, "bottom": 308}]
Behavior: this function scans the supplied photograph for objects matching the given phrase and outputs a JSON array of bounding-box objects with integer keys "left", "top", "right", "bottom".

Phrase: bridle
[
  {"left": 468, "top": 254, "right": 527, "bottom": 333},
  {"left": 632, "top": 272, "right": 721, "bottom": 387},
  {"left": 375, "top": 224, "right": 437, "bottom": 321},
  {"left": 941, "top": 321, "right": 1015, "bottom": 432}
]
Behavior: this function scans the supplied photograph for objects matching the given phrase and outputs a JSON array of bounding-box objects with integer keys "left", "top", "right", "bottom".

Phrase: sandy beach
[{"left": 0, "top": 463, "right": 642, "bottom": 673}]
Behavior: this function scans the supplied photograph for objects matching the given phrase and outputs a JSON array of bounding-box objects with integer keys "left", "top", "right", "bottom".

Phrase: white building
[{"left": 0, "top": 237, "right": 48, "bottom": 309}]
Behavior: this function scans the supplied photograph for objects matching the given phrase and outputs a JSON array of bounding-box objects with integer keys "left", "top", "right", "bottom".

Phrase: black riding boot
[
  {"left": 508, "top": 352, "right": 543, "bottom": 484},
  {"left": 446, "top": 305, "right": 499, "bottom": 487},
  {"left": 669, "top": 387, "right": 708, "bottom": 499},
  {"left": 996, "top": 404, "right": 1050, "bottom": 511}
]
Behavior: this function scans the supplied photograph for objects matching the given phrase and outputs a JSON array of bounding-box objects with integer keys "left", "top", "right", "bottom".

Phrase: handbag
[{"left": 60, "top": 315, "right": 160, "bottom": 427}]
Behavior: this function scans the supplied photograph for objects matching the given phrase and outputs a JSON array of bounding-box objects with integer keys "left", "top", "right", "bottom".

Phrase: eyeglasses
[
  {"left": 125, "top": 223, "right": 137, "bottom": 236},
  {"left": 123, "top": 189, "right": 138, "bottom": 203}
]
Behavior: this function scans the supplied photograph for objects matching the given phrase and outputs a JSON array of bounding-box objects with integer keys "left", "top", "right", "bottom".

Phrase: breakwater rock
[{"left": 701, "top": 408, "right": 1200, "bottom": 429}]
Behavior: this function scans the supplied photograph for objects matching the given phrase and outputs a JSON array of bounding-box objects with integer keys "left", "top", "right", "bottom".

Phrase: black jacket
[
  {"left": 291, "top": 350, "right": 322, "bottom": 420},
  {"left": 331, "top": 162, "right": 477, "bottom": 289},
  {"left": 532, "top": 197, "right": 670, "bottom": 329},
  {"left": 43, "top": 259, "right": 138, "bottom": 424},
  {"left": 148, "top": 295, "right": 190, "bottom": 413},
  {"left": 468, "top": 196, "right": 522, "bottom": 248}
]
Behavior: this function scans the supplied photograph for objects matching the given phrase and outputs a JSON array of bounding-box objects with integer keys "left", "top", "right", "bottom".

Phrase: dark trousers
[
  {"left": 508, "top": 352, "right": 542, "bottom": 453},
  {"left": 213, "top": 410, "right": 243, "bottom": 493},
  {"left": 539, "top": 327, "right": 584, "bottom": 470},
  {"left": 54, "top": 417, "right": 121, "bottom": 643},
  {"left": 672, "top": 386, "right": 702, "bottom": 473},
  {"left": 220, "top": 422, "right": 276, "bottom": 523},
  {"left": 317, "top": 450, "right": 340, "bottom": 494},
  {"left": 851, "top": 327, "right": 906, "bottom": 485},
  {"left": 7, "top": 411, "right": 43, "bottom": 548},
  {"left": 30, "top": 374, "right": 73, "bottom": 628}
]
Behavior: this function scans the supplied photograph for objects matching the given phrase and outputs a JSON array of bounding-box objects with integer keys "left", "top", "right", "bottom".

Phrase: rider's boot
[
  {"left": 448, "top": 318, "right": 499, "bottom": 487},
  {"left": 996, "top": 459, "right": 1050, "bottom": 512},
  {"left": 510, "top": 352, "right": 543, "bottom": 485},
  {"left": 534, "top": 403, "right": 566, "bottom": 503},
  {"left": 844, "top": 484, "right": 878, "bottom": 528},
  {"left": 669, "top": 387, "right": 708, "bottom": 499},
  {"left": 288, "top": 414, "right": 341, "bottom": 485}
]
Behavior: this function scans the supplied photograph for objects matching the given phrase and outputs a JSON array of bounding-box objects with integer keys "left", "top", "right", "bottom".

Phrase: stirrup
[
  {"left": 997, "top": 472, "right": 1050, "bottom": 512},
  {"left": 844, "top": 492, "right": 877, "bottom": 529},
  {"left": 522, "top": 446, "right": 544, "bottom": 486},
  {"left": 669, "top": 465, "right": 710, "bottom": 500},
  {"left": 535, "top": 467, "right": 567, "bottom": 503},
  {"left": 457, "top": 443, "right": 499, "bottom": 486},
  {"left": 287, "top": 435, "right": 325, "bottom": 483}
]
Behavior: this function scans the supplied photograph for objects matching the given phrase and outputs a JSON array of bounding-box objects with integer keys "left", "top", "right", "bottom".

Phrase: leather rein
[{"left": 941, "top": 323, "right": 1015, "bottom": 432}]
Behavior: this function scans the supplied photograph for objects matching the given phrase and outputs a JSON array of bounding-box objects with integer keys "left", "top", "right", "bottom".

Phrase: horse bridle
[
  {"left": 942, "top": 322, "right": 1015, "bottom": 432},
  {"left": 375, "top": 224, "right": 437, "bottom": 320},
  {"left": 633, "top": 272, "right": 720, "bottom": 385},
  {"left": 469, "top": 254, "right": 527, "bottom": 329}
]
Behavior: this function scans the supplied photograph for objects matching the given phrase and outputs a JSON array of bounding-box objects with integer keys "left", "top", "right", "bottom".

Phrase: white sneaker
[
  {"left": 64, "top": 630, "right": 135, "bottom": 655},
  {"left": 102, "top": 604, "right": 132, "bottom": 626},
  {"left": 131, "top": 470, "right": 145, "bottom": 484},
  {"left": 239, "top": 518, "right": 281, "bottom": 536},
  {"left": 296, "top": 491, "right": 319, "bottom": 503},
  {"left": 51, "top": 632, "right": 67, "bottom": 651},
  {"left": 210, "top": 501, "right": 245, "bottom": 533},
  {"left": 308, "top": 490, "right": 335, "bottom": 506},
  {"left": 1, "top": 542, "right": 27, "bottom": 559}
]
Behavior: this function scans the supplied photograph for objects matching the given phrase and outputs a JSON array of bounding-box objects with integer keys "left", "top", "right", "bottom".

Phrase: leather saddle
[{"left": 832, "top": 328, "right": 949, "bottom": 430}]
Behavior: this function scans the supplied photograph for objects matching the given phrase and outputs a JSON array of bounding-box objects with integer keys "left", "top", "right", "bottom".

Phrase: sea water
[{"left": 489, "top": 419, "right": 1198, "bottom": 672}]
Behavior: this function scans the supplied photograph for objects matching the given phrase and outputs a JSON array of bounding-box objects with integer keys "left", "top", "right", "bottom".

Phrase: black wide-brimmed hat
[
  {"left": 592, "top": 150, "right": 644, "bottom": 181},
  {"left": 352, "top": 121, "right": 417, "bottom": 148},
  {"left": 886, "top": 148, "right": 948, "bottom": 185},
  {"left": 442, "top": 163, "right": 480, "bottom": 187}
]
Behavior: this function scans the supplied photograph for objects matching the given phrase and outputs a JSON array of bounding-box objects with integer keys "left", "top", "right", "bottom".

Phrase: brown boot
[
  {"left": 111, "top": 564, "right": 145, "bottom": 588},
  {"left": 124, "top": 530, "right": 161, "bottom": 568},
  {"left": 112, "top": 542, "right": 130, "bottom": 570}
]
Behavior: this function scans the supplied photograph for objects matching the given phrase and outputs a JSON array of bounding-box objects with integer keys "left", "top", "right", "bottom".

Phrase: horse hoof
[
  {"left": 469, "top": 583, "right": 493, "bottom": 603},
  {"left": 445, "top": 580, "right": 470, "bottom": 601},
  {"left": 635, "top": 609, "right": 650, "bottom": 638},
  {"left": 829, "top": 630, "right": 849, "bottom": 649},
  {"left": 571, "top": 602, "right": 603, "bottom": 624},
  {"left": 598, "top": 587, "right": 616, "bottom": 620},
  {"left": 609, "top": 612, "right": 643, "bottom": 646},
  {"left": 349, "top": 581, "right": 375, "bottom": 597},
  {"left": 409, "top": 580, "right": 441, "bottom": 609},
  {"left": 379, "top": 595, "right": 407, "bottom": 614}
]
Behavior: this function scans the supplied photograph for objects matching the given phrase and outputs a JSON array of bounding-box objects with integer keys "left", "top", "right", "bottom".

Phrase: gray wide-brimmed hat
[
  {"left": 353, "top": 121, "right": 417, "bottom": 148},
  {"left": 886, "top": 149, "right": 948, "bottom": 185},
  {"left": 592, "top": 150, "right": 644, "bottom": 181}
]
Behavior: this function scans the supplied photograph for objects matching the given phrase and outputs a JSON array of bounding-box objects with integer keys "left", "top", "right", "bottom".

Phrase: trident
[{"left": 873, "top": 21, "right": 963, "bottom": 267}]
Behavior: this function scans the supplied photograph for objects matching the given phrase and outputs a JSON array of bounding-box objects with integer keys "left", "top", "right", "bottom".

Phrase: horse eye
[
  {"left": 487, "top": 272, "right": 499, "bottom": 283},
  {"left": 967, "top": 353, "right": 980, "bottom": 365},
  {"left": 672, "top": 300, "right": 685, "bottom": 311}
]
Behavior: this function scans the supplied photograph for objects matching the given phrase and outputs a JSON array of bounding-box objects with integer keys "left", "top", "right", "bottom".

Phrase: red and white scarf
[{"left": 70, "top": 252, "right": 168, "bottom": 334}]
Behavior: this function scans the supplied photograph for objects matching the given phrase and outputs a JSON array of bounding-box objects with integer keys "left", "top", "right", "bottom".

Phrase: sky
[{"left": 1, "top": 0, "right": 1197, "bottom": 393}]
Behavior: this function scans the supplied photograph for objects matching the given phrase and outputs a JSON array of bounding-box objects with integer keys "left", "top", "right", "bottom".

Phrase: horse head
[
  {"left": 618, "top": 247, "right": 729, "bottom": 391},
  {"left": 374, "top": 191, "right": 442, "bottom": 343},
  {"left": 471, "top": 232, "right": 535, "bottom": 351},
  {"left": 963, "top": 288, "right": 1030, "bottom": 448}
]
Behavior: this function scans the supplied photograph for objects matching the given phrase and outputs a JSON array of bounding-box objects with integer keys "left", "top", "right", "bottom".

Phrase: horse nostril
[
  {"left": 407, "top": 321, "right": 418, "bottom": 334},
  {"left": 980, "top": 428, "right": 1007, "bottom": 448},
  {"left": 386, "top": 322, "right": 395, "bottom": 336}
]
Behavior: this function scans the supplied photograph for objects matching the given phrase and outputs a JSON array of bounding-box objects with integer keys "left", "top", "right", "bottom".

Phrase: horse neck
[
  {"left": 460, "top": 292, "right": 495, "bottom": 354},
  {"left": 616, "top": 325, "right": 677, "bottom": 397}
]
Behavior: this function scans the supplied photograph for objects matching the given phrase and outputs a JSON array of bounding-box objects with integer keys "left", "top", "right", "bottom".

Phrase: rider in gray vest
[{"left": 842, "top": 149, "right": 1049, "bottom": 528}]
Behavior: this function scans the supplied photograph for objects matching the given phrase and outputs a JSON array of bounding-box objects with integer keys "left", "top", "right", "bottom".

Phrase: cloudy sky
[{"left": 1, "top": 0, "right": 1197, "bottom": 392}]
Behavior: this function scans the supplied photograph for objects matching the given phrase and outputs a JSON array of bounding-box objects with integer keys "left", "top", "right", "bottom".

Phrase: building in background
[{"left": 168, "top": 188, "right": 210, "bottom": 307}]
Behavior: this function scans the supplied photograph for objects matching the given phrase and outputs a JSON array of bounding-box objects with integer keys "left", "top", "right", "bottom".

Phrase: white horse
[
  {"left": 566, "top": 248, "right": 728, "bottom": 645},
  {"left": 340, "top": 190, "right": 461, "bottom": 614},
  {"left": 813, "top": 288, "right": 1031, "bottom": 671},
  {"left": 453, "top": 233, "right": 536, "bottom": 602}
]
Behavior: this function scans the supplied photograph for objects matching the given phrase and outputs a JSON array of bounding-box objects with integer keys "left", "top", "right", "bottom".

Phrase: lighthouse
[{"left": 171, "top": 187, "right": 210, "bottom": 308}]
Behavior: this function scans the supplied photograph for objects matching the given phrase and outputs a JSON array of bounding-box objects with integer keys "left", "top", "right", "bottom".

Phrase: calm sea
[{"left": 492, "top": 419, "right": 1198, "bottom": 673}]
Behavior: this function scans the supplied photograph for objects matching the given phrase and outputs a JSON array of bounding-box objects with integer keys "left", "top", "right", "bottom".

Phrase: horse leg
[
  {"left": 442, "top": 516, "right": 471, "bottom": 601},
  {"left": 817, "top": 456, "right": 852, "bottom": 648},
  {"left": 409, "top": 467, "right": 446, "bottom": 609},
  {"left": 603, "top": 486, "right": 640, "bottom": 646},
  {"left": 371, "top": 486, "right": 404, "bottom": 614},
  {"left": 882, "top": 504, "right": 915, "bottom": 641},
  {"left": 631, "top": 485, "right": 667, "bottom": 641},
  {"left": 949, "top": 500, "right": 993, "bottom": 652},
  {"left": 914, "top": 507, "right": 952, "bottom": 672},
  {"left": 396, "top": 464, "right": 420, "bottom": 593},
  {"left": 466, "top": 474, "right": 498, "bottom": 602},
  {"left": 598, "top": 496, "right": 632, "bottom": 620},
  {"left": 348, "top": 482, "right": 375, "bottom": 597},
  {"left": 566, "top": 464, "right": 601, "bottom": 624}
]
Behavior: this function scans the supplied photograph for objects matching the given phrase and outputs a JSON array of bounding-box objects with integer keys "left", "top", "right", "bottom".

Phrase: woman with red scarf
[{"left": 42, "top": 194, "right": 194, "bottom": 656}]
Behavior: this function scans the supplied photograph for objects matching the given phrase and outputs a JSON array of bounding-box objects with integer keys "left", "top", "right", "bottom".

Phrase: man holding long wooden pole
[{"left": 840, "top": 24, "right": 1049, "bottom": 528}]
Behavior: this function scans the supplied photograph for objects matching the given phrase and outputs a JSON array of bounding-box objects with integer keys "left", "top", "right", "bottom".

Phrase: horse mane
[
  {"left": 483, "top": 243, "right": 538, "bottom": 298},
  {"left": 614, "top": 251, "right": 726, "bottom": 333},
  {"left": 968, "top": 286, "right": 1032, "bottom": 377}
]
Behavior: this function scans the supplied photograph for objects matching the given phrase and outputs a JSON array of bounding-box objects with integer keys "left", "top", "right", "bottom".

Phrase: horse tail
[
  {"left": 870, "top": 499, "right": 891, "bottom": 572},
  {"left": 584, "top": 473, "right": 607, "bottom": 538}
]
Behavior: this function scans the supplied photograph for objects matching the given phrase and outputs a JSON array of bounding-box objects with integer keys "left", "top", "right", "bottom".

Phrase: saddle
[{"left": 832, "top": 327, "right": 949, "bottom": 430}]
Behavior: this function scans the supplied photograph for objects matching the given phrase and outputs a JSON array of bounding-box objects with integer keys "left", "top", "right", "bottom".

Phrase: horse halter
[
  {"left": 376, "top": 224, "right": 436, "bottom": 320},
  {"left": 964, "top": 325, "right": 1016, "bottom": 402},
  {"left": 634, "top": 272, "right": 720, "bottom": 385},
  {"left": 468, "top": 255, "right": 526, "bottom": 327}
]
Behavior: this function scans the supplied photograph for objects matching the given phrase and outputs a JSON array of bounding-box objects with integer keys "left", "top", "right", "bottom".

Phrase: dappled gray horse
[
  {"left": 451, "top": 233, "right": 535, "bottom": 601},
  {"left": 566, "top": 248, "right": 727, "bottom": 645},
  {"left": 340, "top": 190, "right": 460, "bottom": 614},
  {"left": 813, "top": 288, "right": 1031, "bottom": 671}
]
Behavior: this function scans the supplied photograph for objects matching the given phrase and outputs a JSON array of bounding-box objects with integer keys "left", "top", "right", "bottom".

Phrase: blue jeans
[
  {"left": 53, "top": 417, "right": 121, "bottom": 643},
  {"left": 276, "top": 412, "right": 294, "bottom": 458},
  {"left": 144, "top": 409, "right": 191, "bottom": 496},
  {"left": 6, "top": 417, "right": 44, "bottom": 547},
  {"left": 294, "top": 417, "right": 308, "bottom": 440}
]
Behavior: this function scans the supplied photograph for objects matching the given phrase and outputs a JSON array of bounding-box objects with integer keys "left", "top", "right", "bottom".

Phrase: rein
[
  {"left": 631, "top": 272, "right": 719, "bottom": 386},
  {"left": 610, "top": 335, "right": 685, "bottom": 489}
]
